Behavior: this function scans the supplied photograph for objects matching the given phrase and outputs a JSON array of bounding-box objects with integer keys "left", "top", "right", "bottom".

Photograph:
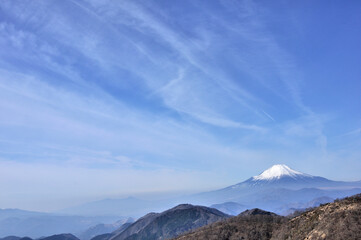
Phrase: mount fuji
[
  {"left": 188, "top": 164, "right": 361, "bottom": 214},
  {"left": 47, "top": 164, "right": 361, "bottom": 218},
  {"left": 234, "top": 164, "right": 336, "bottom": 189}
]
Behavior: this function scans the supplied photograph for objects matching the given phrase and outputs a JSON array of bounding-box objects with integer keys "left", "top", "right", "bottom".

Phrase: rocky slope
[
  {"left": 174, "top": 194, "right": 361, "bottom": 240},
  {"left": 273, "top": 193, "right": 361, "bottom": 240},
  {"left": 174, "top": 209, "right": 286, "bottom": 240}
]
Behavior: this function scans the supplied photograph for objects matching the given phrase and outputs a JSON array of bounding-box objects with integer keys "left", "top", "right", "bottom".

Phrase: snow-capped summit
[
  {"left": 227, "top": 164, "right": 333, "bottom": 190},
  {"left": 252, "top": 164, "right": 308, "bottom": 181},
  {"left": 189, "top": 163, "right": 360, "bottom": 212}
]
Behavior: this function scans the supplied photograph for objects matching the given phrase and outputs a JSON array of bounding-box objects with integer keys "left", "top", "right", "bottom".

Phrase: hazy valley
[{"left": 1, "top": 165, "right": 360, "bottom": 240}]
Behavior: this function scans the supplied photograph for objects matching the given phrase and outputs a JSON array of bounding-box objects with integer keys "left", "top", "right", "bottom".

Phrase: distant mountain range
[
  {"left": 55, "top": 164, "right": 361, "bottom": 218},
  {"left": 78, "top": 218, "right": 133, "bottom": 240},
  {"left": 0, "top": 234, "right": 79, "bottom": 240},
  {"left": 0, "top": 209, "right": 47, "bottom": 221},
  {"left": 3, "top": 194, "right": 361, "bottom": 240},
  {"left": 0, "top": 209, "right": 122, "bottom": 239},
  {"left": 188, "top": 164, "right": 361, "bottom": 214},
  {"left": 1, "top": 164, "right": 360, "bottom": 238}
]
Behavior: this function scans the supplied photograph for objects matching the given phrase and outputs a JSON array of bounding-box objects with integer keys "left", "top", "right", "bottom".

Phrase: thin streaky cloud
[
  {"left": 0, "top": 0, "right": 360, "bottom": 210},
  {"left": 262, "top": 110, "right": 275, "bottom": 122}
]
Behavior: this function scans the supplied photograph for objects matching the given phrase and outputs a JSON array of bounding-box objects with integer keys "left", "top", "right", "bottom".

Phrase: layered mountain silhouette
[
  {"left": 174, "top": 194, "right": 361, "bottom": 240},
  {"left": 0, "top": 237, "right": 22, "bottom": 240},
  {"left": 0, "top": 234, "right": 80, "bottom": 240},
  {"left": 79, "top": 219, "right": 133, "bottom": 240},
  {"left": 0, "top": 209, "right": 48, "bottom": 221},
  {"left": 2, "top": 194, "right": 361, "bottom": 240},
  {"left": 1, "top": 164, "right": 360, "bottom": 239},
  {"left": 0, "top": 210, "right": 122, "bottom": 239}
]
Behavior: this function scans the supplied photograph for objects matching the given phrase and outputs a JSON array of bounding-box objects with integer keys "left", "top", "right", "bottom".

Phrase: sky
[{"left": 0, "top": 0, "right": 360, "bottom": 212}]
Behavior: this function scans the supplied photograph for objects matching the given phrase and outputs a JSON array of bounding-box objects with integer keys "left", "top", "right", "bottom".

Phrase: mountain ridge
[
  {"left": 174, "top": 194, "right": 361, "bottom": 240},
  {"left": 2, "top": 164, "right": 360, "bottom": 238},
  {"left": 110, "top": 204, "right": 229, "bottom": 240}
]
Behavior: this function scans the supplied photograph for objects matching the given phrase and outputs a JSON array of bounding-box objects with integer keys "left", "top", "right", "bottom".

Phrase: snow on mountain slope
[
  {"left": 196, "top": 165, "right": 322, "bottom": 194},
  {"left": 252, "top": 164, "right": 310, "bottom": 181},
  {"left": 237, "top": 164, "right": 334, "bottom": 189}
]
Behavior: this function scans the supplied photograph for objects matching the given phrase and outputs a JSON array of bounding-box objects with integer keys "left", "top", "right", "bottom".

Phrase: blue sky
[{"left": 0, "top": 0, "right": 360, "bottom": 211}]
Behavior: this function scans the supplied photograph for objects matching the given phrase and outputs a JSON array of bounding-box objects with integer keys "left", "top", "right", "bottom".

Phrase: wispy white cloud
[
  {"left": 261, "top": 110, "right": 275, "bottom": 122},
  {"left": 0, "top": 0, "right": 360, "bottom": 211},
  {"left": 343, "top": 127, "right": 361, "bottom": 136},
  {"left": 80, "top": 0, "right": 267, "bottom": 128}
]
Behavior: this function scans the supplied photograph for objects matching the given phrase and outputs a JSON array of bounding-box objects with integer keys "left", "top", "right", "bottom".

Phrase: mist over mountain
[
  {"left": 78, "top": 219, "right": 133, "bottom": 240},
  {"left": 0, "top": 235, "right": 80, "bottom": 240},
  {"left": 210, "top": 202, "right": 247, "bottom": 216},
  {"left": 1, "top": 164, "right": 360, "bottom": 238},
  {"left": 0, "top": 210, "right": 123, "bottom": 239},
  {"left": 0, "top": 209, "right": 47, "bottom": 221},
  {"left": 277, "top": 196, "right": 335, "bottom": 216},
  {"left": 0, "top": 237, "right": 21, "bottom": 240},
  {"left": 59, "top": 198, "right": 155, "bottom": 217},
  {"left": 53, "top": 165, "right": 361, "bottom": 218}
]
